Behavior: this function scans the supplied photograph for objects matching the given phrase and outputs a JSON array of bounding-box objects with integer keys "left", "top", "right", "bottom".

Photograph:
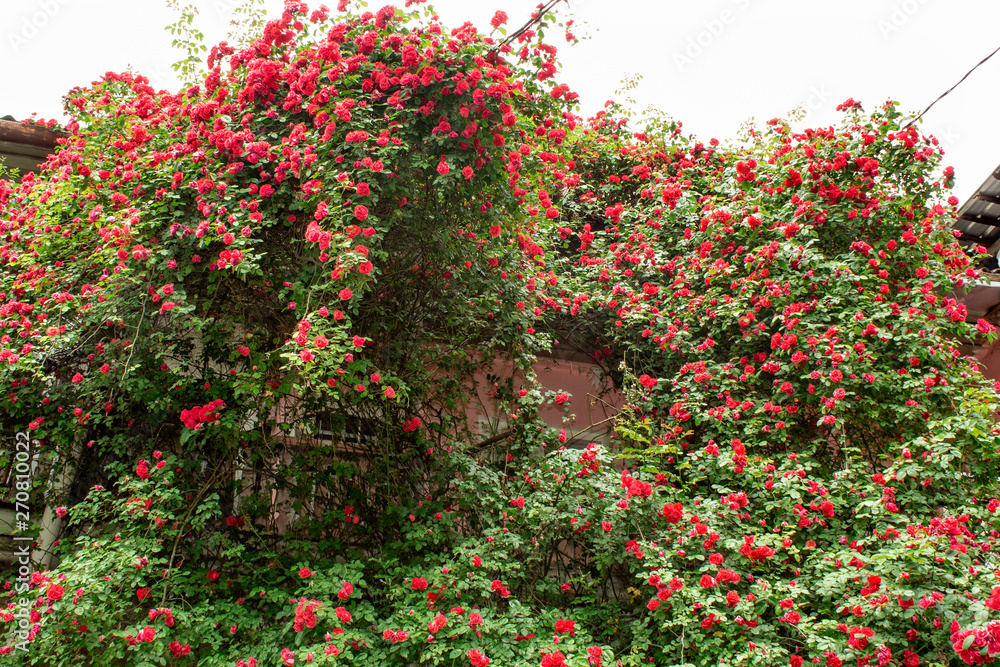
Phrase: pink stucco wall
[
  {"left": 257, "top": 354, "right": 624, "bottom": 530},
  {"left": 975, "top": 338, "right": 1000, "bottom": 382},
  {"left": 462, "top": 353, "right": 623, "bottom": 445}
]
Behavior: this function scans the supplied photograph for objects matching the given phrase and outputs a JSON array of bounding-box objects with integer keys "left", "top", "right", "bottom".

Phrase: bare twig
[
  {"left": 472, "top": 427, "right": 515, "bottom": 451},
  {"left": 120, "top": 297, "right": 147, "bottom": 383},
  {"left": 159, "top": 466, "right": 221, "bottom": 607}
]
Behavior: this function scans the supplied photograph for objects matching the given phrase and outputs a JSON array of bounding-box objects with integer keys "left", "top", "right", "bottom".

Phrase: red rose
[
  {"left": 47, "top": 584, "right": 64, "bottom": 602},
  {"left": 354, "top": 205, "right": 368, "bottom": 221},
  {"left": 468, "top": 649, "right": 490, "bottom": 667},
  {"left": 554, "top": 619, "right": 575, "bottom": 636},
  {"left": 411, "top": 577, "right": 428, "bottom": 590}
]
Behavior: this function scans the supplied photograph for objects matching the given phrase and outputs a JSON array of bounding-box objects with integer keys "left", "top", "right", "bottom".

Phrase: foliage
[
  {"left": 2, "top": 1, "right": 1000, "bottom": 666},
  {"left": 536, "top": 99, "right": 1000, "bottom": 665}
]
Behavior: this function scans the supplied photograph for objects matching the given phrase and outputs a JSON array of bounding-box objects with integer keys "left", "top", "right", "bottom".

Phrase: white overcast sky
[{"left": 2, "top": 0, "right": 999, "bottom": 201}]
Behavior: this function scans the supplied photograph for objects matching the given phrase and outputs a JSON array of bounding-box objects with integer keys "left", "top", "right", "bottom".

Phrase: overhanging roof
[
  {"left": 0, "top": 116, "right": 63, "bottom": 177},
  {"left": 954, "top": 165, "right": 1000, "bottom": 325},
  {"left": 954, "top": 165, "right": 1000, "bottom": 254}
]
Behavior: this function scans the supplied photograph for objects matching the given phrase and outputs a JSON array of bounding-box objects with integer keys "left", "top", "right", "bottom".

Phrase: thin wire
[
  {"left": 495, "top": 0, "right": 565, "bottom": 49},
  {"left": 904, "top": 43, "right": 1000, "bottom": 129}
]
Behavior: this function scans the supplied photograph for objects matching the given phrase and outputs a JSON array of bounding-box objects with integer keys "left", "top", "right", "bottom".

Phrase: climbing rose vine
[
  {"left": 1, "top": 2, "right": 1000, "bottom": 666},
  {"left": 535, "top": 99, "right": 1000, "bottom": 665}
]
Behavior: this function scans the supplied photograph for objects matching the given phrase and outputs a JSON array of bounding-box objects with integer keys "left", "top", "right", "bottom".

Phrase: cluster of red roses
[
  {"left": 950, "top": 620, "right": 1000, "bottom": 665},
  {"left": 292, "top": 598, "right": 322, "bottom": 632},
  {"left": 179, "top": 399, "right": 226, "bottom": 430}
]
